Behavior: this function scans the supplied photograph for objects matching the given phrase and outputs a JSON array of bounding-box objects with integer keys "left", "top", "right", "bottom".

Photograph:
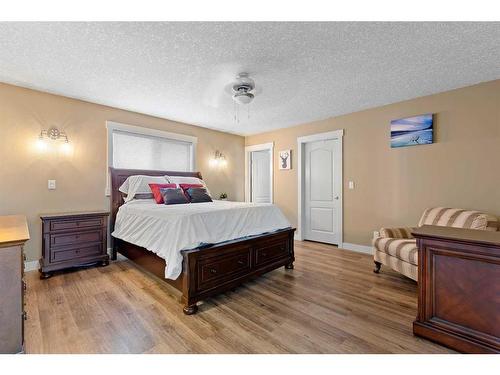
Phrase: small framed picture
[
  {"left": 390, "top": 113, "right": 434, "bottom": 148},
  {"left": 279, "top": 150, "right": 291, "bottom": 170}
]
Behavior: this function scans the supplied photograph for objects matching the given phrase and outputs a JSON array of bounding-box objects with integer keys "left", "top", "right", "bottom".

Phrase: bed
[{"left": 110, "top": 167, "right": 295, "bottom": 314}]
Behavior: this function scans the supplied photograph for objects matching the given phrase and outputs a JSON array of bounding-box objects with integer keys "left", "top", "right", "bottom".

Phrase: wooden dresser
[
  {"left": 0, "top": 215, "right": 30, "bottom": 354},
  {"left": 40, "top": 211, "right": 110, "bottom": 279},
  {"left": 412, "top": 225, "right": 500, "bottom": 353}
]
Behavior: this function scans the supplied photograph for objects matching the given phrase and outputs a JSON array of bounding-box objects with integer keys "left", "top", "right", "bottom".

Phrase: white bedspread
[{"left": 111, "top": 200, "right": 291, "bottom": 279}]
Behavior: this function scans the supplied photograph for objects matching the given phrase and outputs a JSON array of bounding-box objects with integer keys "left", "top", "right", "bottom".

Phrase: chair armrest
[{"left": 379, "top": 227, "right": 415, "bottom": 239}]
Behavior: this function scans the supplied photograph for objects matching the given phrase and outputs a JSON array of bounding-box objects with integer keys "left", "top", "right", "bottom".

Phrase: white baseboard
[
  {"left": 24, "top": 260, "right": 40, "bottom": 272},
  {"left": 293, "top": 236, "right": 373, "bottom": 255},
  {"left": 341, "top": 242, "right": 373, "bottom": 255}
]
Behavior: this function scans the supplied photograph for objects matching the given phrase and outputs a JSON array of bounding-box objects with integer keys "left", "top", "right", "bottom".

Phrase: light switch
[
  {"left": 348, "top": 181, "right": 355, "bottom": 190},
  {"left": 48, "top": 180, "right": 56, "bottom": 190}
]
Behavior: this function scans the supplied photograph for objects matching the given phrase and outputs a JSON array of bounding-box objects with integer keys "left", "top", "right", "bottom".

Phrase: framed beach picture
[
  {"left": 390, "top": 114, "right": 434, "bottom": 148},
  {"left": 279, "top": 150, "right": 291, "bottom": 169}
]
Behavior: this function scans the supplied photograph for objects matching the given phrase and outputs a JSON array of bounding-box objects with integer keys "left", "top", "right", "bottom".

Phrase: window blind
[{"left": 112, "top": 130, "right": 193, "bottom": 171}]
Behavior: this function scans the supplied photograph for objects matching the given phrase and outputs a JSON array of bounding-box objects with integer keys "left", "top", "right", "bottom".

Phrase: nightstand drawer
[
  {"left": 50, "top": 230, "right": 102, "bottom": 247},
  {"left": 50, "top": 243, "right": 103, "bottom": 263},
  {"left": 50, "top": 218, "right": 103, "bottom": 232}
]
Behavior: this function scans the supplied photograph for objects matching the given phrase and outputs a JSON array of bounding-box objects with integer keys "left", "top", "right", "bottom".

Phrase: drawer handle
[
  {"left": 209, "top": 268, "right": 217, "bottom": 274},
  {"left": 237, "top": 260, "right": 245, "bottom": 265}
]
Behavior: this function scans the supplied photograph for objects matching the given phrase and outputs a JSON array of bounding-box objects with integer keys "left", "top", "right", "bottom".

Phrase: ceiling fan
[{"left": 232, "top": 73, "right": 255, "bottom": 105}]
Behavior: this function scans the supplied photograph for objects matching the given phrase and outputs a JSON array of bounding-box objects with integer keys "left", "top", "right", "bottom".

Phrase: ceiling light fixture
[
  {"left": 231, "top": 73, "right": 256, "bottom": 123},
  {"left": 232, "top": 73, "right": 255, "bottom": 105}
]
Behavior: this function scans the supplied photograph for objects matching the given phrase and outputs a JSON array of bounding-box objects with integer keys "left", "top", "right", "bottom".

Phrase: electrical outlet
[
  {"left": 48, "top": 180, "right": 56, "bottom": 190},
  {"left": 348, "top": 181, "right": 355, "bottom": 190}
]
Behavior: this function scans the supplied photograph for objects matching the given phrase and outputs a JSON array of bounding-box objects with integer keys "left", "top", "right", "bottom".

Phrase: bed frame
[{"left": 110, "top": 167, "right": 295, "bottom": 314}]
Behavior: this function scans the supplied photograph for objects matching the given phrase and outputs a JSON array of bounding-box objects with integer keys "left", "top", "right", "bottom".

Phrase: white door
[
  {"left": 250, "top": 150, "right": 272, "bottom": 203},
  {"left": 304, "top": 139, "right": 341, "bottom": 244}
]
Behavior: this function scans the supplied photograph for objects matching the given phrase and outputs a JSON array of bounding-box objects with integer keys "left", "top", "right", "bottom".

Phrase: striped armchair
[{"left": 373, "top": 207, "right": 498, "bottom": 281}]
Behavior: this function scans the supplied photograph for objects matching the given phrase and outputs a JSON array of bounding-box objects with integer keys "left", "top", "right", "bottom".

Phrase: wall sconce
[
  {"left": 36, "top": 127, "right": 72, "bottom": 155},
  {"left": 209, "top": 150, "right": 227, "bottom": 169}
]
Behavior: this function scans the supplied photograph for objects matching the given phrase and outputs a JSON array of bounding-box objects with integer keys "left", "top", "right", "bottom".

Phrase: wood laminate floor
[{"left": 24, "top": 241, "right": 454, "bottom": 353}]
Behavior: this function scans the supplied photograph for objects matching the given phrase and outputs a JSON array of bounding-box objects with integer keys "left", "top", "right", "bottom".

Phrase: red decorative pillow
[
  {"left": 179, "top": 183, "right": 204, "bottom": 200},
  {"left": 149, "top": 183, "right": 177, "bottom": 204}
]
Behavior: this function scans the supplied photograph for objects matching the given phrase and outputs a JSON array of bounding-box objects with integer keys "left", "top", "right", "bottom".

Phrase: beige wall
[
  {"left": 0, "top": 83, "right": 245, "bottom": 261},
  {"left": 2, "top": 80, "right": 499, "bottom": 260},
  {"left": 246, "top": 80, "right": 500, "bottom": 246}
]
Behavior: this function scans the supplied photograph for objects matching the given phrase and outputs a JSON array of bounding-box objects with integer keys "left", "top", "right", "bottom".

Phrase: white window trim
[
  {"left": 296, "top": 129, "right": 344, "bottom": 246},
  {"left": 244, "top": 142, "right": 274, "bottom": 203},
  {"left": 105, "top": 121, "right": 198, "bottom": 195}
]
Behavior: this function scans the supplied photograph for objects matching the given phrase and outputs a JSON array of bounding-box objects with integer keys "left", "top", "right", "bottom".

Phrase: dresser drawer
[
  {"left": 255, "top": 238, "right": 290, "bottom": 267},
  {"left": 197, "top": 246, "right": 251, "bottom": 291},
  {"left": 50, "top": 230, "right": 102, "bottom": 247},
  {"left": 50, "top": 217, "right": 103, "bottom": 232},
  {"left": 50, "top": 243, "right": 103, "bottom": 263}
]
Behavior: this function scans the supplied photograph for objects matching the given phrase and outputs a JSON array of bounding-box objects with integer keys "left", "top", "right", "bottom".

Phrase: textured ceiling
[{"left": 0, "top": 22, "right": 499, "bottom": 135}]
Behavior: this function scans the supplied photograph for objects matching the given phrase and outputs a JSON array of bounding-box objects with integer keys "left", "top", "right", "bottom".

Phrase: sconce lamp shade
[
  {"left": 210, "top": 150, "right": 227, "bottom": 169},
  {"left": 36, "top": 136, "right": 48, "bottom": 152},
  {"left": 59, "top": 140, "right": 73, "bottom": 155}
]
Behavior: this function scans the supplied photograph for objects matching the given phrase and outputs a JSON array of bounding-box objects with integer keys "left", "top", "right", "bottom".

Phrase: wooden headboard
[{"left": 109, "top": 167, "right": 203, "bottom": 232}]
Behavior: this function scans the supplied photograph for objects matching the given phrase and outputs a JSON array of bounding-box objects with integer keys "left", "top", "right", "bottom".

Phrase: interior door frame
[
  {"left": 244, "top": 142, "right": 274, "bottom": 203},
  {"left": 297, "top": 130, "right": 344, "bottom": 245}
]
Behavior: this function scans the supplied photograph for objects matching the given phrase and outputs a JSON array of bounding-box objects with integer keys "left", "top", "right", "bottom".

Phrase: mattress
[{"left": 111, "top": 199, "right": 291, "bottom": 279}]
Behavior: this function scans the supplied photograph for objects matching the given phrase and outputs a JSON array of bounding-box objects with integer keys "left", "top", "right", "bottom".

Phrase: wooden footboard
[
  {"left": 114, "top": 227, "right": 295, "bottom": 314},
  {"left": 180, "top": 228, "right": 295, "bottom": 314}
]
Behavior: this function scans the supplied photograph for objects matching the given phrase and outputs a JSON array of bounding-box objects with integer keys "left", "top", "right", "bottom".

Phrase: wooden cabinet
[
  {"left": 40, "top": 212, "right": 110, "bottom": 278},
  {"left": 412, "top": 225, "right": 500, "bottom": 353},
  {"left": 0, "top": 215, "right": 30, "bottom": 354}
]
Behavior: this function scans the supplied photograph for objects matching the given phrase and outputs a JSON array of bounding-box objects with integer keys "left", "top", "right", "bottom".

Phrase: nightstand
[{"left": 40, "top": 211, "right": 110, "bottom": 279}]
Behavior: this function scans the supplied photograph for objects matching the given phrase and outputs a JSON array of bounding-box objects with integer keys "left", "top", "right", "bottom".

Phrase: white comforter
[{"left": 112, "top": 200, "right": 291, "bottom": 279}]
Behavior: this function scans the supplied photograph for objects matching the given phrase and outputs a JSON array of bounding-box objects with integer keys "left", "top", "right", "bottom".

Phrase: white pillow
[
  {"left": 119, "top": 175, "right": 169, "bottom": 202},
  {"left": 165, "top": 175, "right": 211, "bottom": 195}
]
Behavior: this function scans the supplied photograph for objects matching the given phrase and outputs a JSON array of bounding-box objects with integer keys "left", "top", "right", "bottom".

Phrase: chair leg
[{"left": 373, "top": 261, "right": 382, "bottom": 274}]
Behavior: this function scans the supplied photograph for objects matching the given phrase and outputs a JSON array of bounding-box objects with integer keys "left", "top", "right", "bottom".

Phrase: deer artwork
[{"left": 280, "top": 151, "right": 289, "bottom": 169}]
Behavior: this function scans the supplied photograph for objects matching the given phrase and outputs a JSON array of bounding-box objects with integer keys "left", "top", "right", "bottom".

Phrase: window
[{"left": 107, "top": 121, "right": 197, "bottom": 172}]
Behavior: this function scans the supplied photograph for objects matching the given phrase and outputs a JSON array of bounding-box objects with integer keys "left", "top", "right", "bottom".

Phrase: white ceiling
[{"left": 0, "top": 22, "right": 499, "bottom": 136}]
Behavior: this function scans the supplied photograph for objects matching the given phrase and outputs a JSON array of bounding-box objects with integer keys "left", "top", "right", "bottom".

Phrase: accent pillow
[
  {"left": 186, "top": 187, "right": 213, "bottom": 203},
  {"left": 165, "top": 175, "right": 212, "bottom": 196},
  {"left": 159, "top": 187, "right": 189, "bottom": 205},
  {"left": 179, "top": 183, "right": 204, "bottom": 200},
  {"left": 119, "top": 175, "right": 169, "bottom": 202},
  {"left": 149, "top": 183, "right": 177, "bottom": 204}
]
